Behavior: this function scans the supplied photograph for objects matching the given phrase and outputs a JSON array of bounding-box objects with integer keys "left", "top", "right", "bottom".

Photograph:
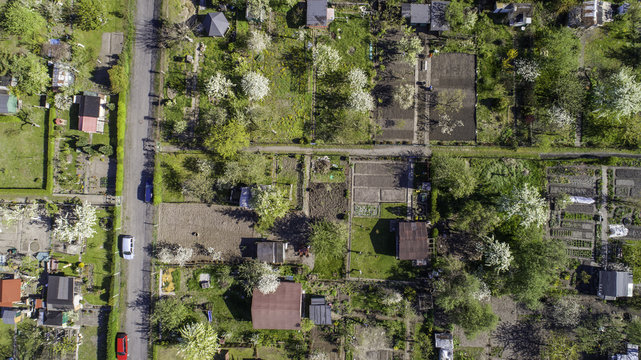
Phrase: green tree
[
  {"left": 204, "top": 119, "right": 249, "bottom": 158},
  {"left": 452, "top": 201, "right": 499, "bottom": 236},
  {"left": 431, "top": 155, "right": 477, "bottom": 199},
  {"left": 74, "top": 0, "right": 106, "bottom": 30},
  {"left": 308, "top": 219, "right": 348, "bottom": 262},
  {"left": 216, "top": 153, "right": 269, "bottom": 188},
  {"left": 628, "top": 317, "right": 641, "bottom": 344},
  {"left": 541, "top": 333, "right": 579, "bottom": 360},
  {"left": 1, "top": 2, "right": 46, "bottom": 38},
  {"left": 251, "top": 186, "right": 290, "bottom": 231},
  {"left": 445, "top": 0, "right": 477, "bottom": 34},
  {"left": 11, "top": 53, "right": 50, "bottom": 95},
  {"left": 178, "top": 322, "right": 220, "bottom": 360},
  {"left": 16, "top": 320, "right": 45, "bottom": 359},
  {"left": 398, "top": 35, "right": 423, "bottom": 64},
  {"left": 151, "top": 296, "right": 191, "bottom": 339}
]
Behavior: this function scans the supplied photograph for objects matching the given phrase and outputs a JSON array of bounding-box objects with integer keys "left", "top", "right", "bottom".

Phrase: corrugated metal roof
[
  {"left": 309, "top": 296, "right": 332, "bottom": 325},
  {"left": 251, "top": 282, "right": 302, "bottom": 330},
  {"left": 397, "top": 222, "right": 430, "bottom": 260},
  {"left": 0, "top": 94, "right": 17, "bottom": 114},
  {"left": 307, "top": 0, "right": 328, "bottom": 26},
  {"left": 410, "top": 4, "right": 431, "bottom": 24}
]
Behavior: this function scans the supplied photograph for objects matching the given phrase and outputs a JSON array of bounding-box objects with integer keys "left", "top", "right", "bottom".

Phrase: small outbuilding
[
  {"left": 251, "top": 282, "right": 302, "bottom": 330},
  {"left": 46, "top": 276, "right": 77, "bottom": 311},
  {"left": 494, "top": 3, "right": 533, "bottom": 27},
  {"left": 256, "top": 241, "right": 286, "bottom": 264},
  {"left": 0, "top": 76, "right": 17, "bottom": 93},
  {"left": 0, "top": 94, "right": 18, "bottom": 114},
  {"left": 1, "top": 309, "right": 22, "bottom": 325},
  {"left": 598, "top": 270, "right": 633, "bottom": 300},
  {"left": 435, "top": 333, "right": 454, "bottom": 360},
  {"left": 396, "top": 222, "right": 431, "bottom": 262},
  {"left": 568, "top": 0, "right": 613, "bottom": 28},
  {"left": 307, "top": 0, "right": 335, "bottom": 28},
  {"left": 0, "top": 279, "right": 22, "bottom": 307},
  {"left": 401, "top": 3, "right": 431, "bottom": 25},
  {"left": 52, "top": 63, "right": 75, "bottom": 88},
  {"left": 42, "top": 310, "right": 66, "bottom": 327},
  {"left": 202, "top": 12, "right": 229, "bottom": 37},
  {"left": 309, "top": 296, "right": 332, "bottom": 325}
]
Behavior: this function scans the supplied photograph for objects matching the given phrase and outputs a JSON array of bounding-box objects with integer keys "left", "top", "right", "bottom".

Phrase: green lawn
[
  {"left": 0, "top": 321, "right": 14, "bottom": 354},
  {"left": 78, "top": 326, "right": 98, "bottom": 360},
  {"left": 328, "top": 14, "right": 372, "bottom": 70},
  {"left": 157, "top": 152, "right": 210, "bottom": 202},
  {"left": 310, "top": 156, "right": 347, "bottom": 183},
  {"left": 0, "top": 101, "right": 46, "bottom": 189}
]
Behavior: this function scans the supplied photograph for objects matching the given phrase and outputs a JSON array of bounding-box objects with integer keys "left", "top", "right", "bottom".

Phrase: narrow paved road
[{"left": 122, "top": 0, "right": 158, "bottom": 358}]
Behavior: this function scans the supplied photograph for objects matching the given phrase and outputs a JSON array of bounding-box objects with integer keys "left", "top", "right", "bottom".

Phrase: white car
[{"left": 121, "top": 235, "right": 135, "bottom": 260}]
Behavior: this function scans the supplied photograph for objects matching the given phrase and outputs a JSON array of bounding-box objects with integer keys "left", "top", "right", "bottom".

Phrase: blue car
[{"left": 144, "top": 179, "right": 153, "bottom": 203}]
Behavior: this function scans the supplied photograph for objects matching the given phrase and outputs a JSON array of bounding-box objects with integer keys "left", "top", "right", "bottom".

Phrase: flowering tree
[
  {"left": 241, "top": 71, "right": 270, "bottom": 101},
  {"left": 483, "top": 236, "right": 513, "bottom": 273},
  {"left": 398, "top": 35, "right": 423, "bottom": 64},
  {"left": 256, "top": 262, "right": 280, "bottom": 294},
  {"left": 549, "top": 297, "right": 581, "bottom": 328},
  {"left": 0, "top": 202, "right": 39, "bottom": 227},
  {"left": 515, "top": 59, "right": 540, "bottom": 82},
  {"left": 348, "top": 89, "right": 374, "bottom": 113},
  {"left": 312, "top": 44, "right": 341, "bottom": 77},
  {"left": 595, "top": 67, "right": 641, "bottom": 119},
  {"left": 437, "top": 113, "right": 464, "bottom": 135},
  {"left": 347, "top": 68, "right": 368, "bottom": 89},
  {"left": 248, "top": 30, "right": 271, "bottom": 53},
  {"left": 251, "top": 186, "right": 290, "bottom": 230},
  {"left": 381, "top": 289, "right": 403, "bottom": 305},
  {"left": 178, "top": 322, "right": 220, "bottom": 360},
  {"left": 393, "top": 84, "right": 415, "bottom": 110},
  {"left": 156, "top": 246, "right": 194, "bottom": 265},
  {"left": 54, "top": 92, "right": 73, "bottom": 110},
  {"left": 499, "top": 184, "right": 548, "bottom": 228},
  {"left": 204, "top": 72, "right": 233, "bottom": 101},
  {"left": 52, "top": 202, "right": 98, "bottom": 243},
  {"left": 548, "top": 105, "right": 574, "bottom": 128}
]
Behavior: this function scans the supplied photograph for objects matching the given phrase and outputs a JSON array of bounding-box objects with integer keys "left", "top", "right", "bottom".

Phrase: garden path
[{"left": 600, "top": 165, "right": 609, "bottom": 268}]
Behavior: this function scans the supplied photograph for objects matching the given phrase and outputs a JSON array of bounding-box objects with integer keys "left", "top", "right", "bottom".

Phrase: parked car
[
  {"left": 121, "top": 236, "right": 134, "bottom": 260},
  {"left": 116, "top": 333, "right": 128, "bottom": 360},
  {"left": 144, "top": 179, "right": 153, "bottom": 203}
]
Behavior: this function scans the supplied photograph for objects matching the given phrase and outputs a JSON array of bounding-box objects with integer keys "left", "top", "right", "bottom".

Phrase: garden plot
[
  {"left": 0, "top": 211, "right": 49, "bottom": 255},
  {"left": 352, "top": 161, "right": 410, "bottom": 210},
  {"left": 373, "top": 29, "right": 416, "bottom": 143},
  {"left": 614, "top": 168, "right": 641, "bottom": 199},
  {"left": 309, "top": 182, "right": 348, "bottom": 220},
  {"left": 428, "top": 53, "right": 476, "bottom": 142}
]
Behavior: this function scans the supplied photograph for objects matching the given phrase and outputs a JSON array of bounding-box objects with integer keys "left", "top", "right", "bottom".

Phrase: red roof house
[
  {"left": 78, "top": 95, "right": 101, "bottom": 133},
  {"left": 0, "top": 279, "right": 21, "bottom": 307},
  {"left": 251, "top": 282, "right": 302, "bottom": 330}
]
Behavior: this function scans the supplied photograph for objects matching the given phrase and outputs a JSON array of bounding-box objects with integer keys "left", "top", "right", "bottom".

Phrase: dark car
[
  {"left": 144, "top": 179, "right": 153, "bottom": 203},
  {"left": 116, "top": 333, "right": 128, "bottom": 360}
]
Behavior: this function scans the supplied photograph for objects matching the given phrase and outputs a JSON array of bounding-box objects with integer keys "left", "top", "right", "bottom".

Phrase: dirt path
[
  {"left": 245, "top": 145, "right": 430, "bottom": 157},
  {"left": 600, "top": 166, "right": 609, "bottom": 268},
  {"left": 346, "top": 159, "right": 355, "bottom": 279},
  {"left": 302, "top": 155, "right": 311, "bottom": 215}
]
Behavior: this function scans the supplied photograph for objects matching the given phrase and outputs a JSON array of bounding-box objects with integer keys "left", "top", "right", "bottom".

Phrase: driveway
[{"left": 122, "top": 0, "right": 158, "bottom": 358}]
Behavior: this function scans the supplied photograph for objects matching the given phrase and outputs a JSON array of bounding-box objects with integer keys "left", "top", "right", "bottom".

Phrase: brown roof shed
[
  {"left": 0, "top": 279, "right": 21, "bottom": 307},
  {"left": 396, "top": 222, "right": 430, "bottom": 260},
  {"left": 251, "top": 282, "right": 302, "bottom": 330}
]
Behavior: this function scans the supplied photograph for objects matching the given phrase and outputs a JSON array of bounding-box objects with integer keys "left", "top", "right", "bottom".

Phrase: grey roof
[
  {"left": 46, "top": 276, "right": 74, "bottom": 310},
  {"left": 599, "top": 270, "right": 633, "bottom": 299},
  {"left": 43, "top": 310, "right": 64, "bottom": 326},
  {"left": 203, "top": 12, "right": 229, "bottom": 37},
  {"left": 307, "top": 0, "right": 328, "bottom": 26},
  {"left": 1, "top": 309, "right": 17, "bottom": 325},
  {"left": 240, "top": 187, "right": 251, "bottom": 208},
  {"left": 79, "top": 95, "right": 101, "bottom": 117},
  {"left": 309, "top": 296, "right": 332, "bottom": 325},
  {"left": 410, "top": 4, "right": 431, "bottom": 24},
  {"left": 257, "top": 242, "right": 285, "bottom": 263},
  {"left": 430, "top": 1, "right": 451, "bottom": 31},
  {"left": 0, "top": 94, "right": 17, "bottom": 114}
]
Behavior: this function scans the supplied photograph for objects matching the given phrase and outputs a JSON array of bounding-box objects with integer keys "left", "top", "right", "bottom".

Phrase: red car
[{"left": 116, "top": 333, "right": 128, "bottom": 360}]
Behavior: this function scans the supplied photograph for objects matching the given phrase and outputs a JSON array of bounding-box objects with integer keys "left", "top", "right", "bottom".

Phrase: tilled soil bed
[{"left": 309, "top": 182, "right": 348, "bottom": 221}]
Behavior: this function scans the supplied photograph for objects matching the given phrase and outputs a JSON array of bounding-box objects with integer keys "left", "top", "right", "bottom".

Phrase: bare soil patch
[{"left": 309, "top": 182, "right": 348, "bottom": 221}]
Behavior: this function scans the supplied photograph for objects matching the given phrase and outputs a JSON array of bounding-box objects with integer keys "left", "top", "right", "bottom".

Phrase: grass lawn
[
  {"left": 583, "top": 26, "right": 626, "bottom": 71},
  {"left": 310, "top": 156, "right": 347, "bottom": 183},
  {"left": 157, "top": 152, "right": 209, "bottom": 202},
  {"left": 0, "top": 321, "right": 13, "bottom": 352},
  {"left": 154, "top": 344, "right": 180, "bottom": 360},
  {"left": 328, "top": 15, "right": 372, "bottom": 70},
  {"left": 78, "top": 326, "right": 98, "bottom": 360},
  {"left": 51, "top": 208, "right": 114, "bottom": 305},
  {"left": 0, "top": 100, "right": 46, "bottom": 189},
  {"left": 455, "top": 347, "right": 485, "bottom": 360}
]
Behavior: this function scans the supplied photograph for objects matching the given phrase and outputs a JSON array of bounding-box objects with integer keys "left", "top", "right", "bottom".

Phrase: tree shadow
[
  {"left": 494, "top": 319, "right": 543, "bottom": 360},
  {"left": 220, "top": 207, "right": 258, "bottom": 223},
  {"left": 223, "top": 284, "right": 252, "bottom": 321},
  {"left": 368, "top": 220, "right": 395, "bottom": 256},
  {"left": 272, "top": 213, "right": 310, "bottom": 250}
]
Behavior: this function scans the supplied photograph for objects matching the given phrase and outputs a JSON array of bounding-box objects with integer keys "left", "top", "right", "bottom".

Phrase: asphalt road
[{"left": 122, "top": 0, "right": 158, "bottom": 358}]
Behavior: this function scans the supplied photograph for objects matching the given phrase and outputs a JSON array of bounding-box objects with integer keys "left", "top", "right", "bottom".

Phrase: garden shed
[
  {"left": 401, "top": 3, "right": 431, "bottom": 25},
  {"left": 251, "top": 282, "right": 302, "bottom": 330},
  {"left": 309, "top": 296, "right": 332, "bottom": 325},
  {"left": 202, "top": 12, "right": 229, "bottom": 37},
  {"left": 0, "top": 76, "right": 17, "bottom": 93},
  {"left": 78, "top": 95, "right": 101, "bottom": 133},
  {"left": 52, "top": 63, "right": 75, "bottom": 88},
  {"left": 1, "top": 309, "right": 21, "bottom": 325},
  {"left": 306, "top": 0, "right": 334, "bottom": 28},
  {"left": 396, "top": 222, "right": 430, "bottom": 261},
  {"left": 0, "top": 94, "right": 17, "bottom": 114},
  {"left": 0, "top": 279, "right": 21, "bottom": 307},
  {"left": 598, "top": 270, "right": 633, "bottom": 300},
  {"left": 46, "top": 275, "right": 76, "bottom": 311}
]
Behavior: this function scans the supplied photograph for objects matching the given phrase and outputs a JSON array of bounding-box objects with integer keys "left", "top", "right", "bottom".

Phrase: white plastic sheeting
[
  {"left": 570, "top": 196, "right": 595, "bottom": 204},
  {"left": 609, "top": 224, "right": 629, "bottom": 238}
]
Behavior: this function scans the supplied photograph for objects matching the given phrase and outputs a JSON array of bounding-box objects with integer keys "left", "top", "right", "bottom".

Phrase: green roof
[{"left": 0, "top": 94, "right": 17, "bottom": 114}]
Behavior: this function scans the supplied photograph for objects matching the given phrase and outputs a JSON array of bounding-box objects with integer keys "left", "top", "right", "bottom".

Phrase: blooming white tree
[
  {"left": 381, "top": 289, "right": 403, "bottom": 305},
  {"left": 349, "top": 89, "right": 374, "bottom": 113},
  {"left": 393, "top": 84, "right": 415, "bottom": 110},
  {"left": 156, "top": 246, "right": 193, "bottom": 265},
  {"left": 248, "top": 29, "right": 271, "bottom": 53},
  {"left": 499, "top": 184, "right": 548, "bottom": 228},
  {"left": 207, "top": 247, "right": 222, "bottom": 261},
  {"left": 515, "top": 59, "right": 540, "bottom": 82},
  {"left": 178, "top": 322, "right": 220, "bottom": 360},
  {"left": 398, "top": 35, "right": 423, "bottom": 64},
  {"left": 256, "top": 262, "right": 280, "bottom": 294},
  {"left": 471, "top": 281, "right": 491, "bottom": 302},
  {"left": 251, "top": 186, "right": 289, "bottom": 230},
  {"left": 52, "top": 202, "right": 98, "bottom": 243},
  {"left": 595, "top": 67, "right": 641, "bottom": 119},
  {"left": 548, "top": 105, "right": 574, "bottom": 128},
  {"left": 204, "top": 72, "right": 233, "bottom": 101},
  {"left": 549, "top": 297, "right": 581, "bottom": 328},
  {"left": 483, "top": 236, "right": 513, "bottom": 273},
  {"left": 54, "top": 92, "right": 72, "bottom": 110},
  {"left": 438, "top": 113, "right": 464, "bottom": 135},
  {"left": 241, "top": 71, "right": 270, "bottom": 101},
  {"left": 347, "top": 68, "right": 368, "bottom": 89},
  {"left": 0, "top": 201, "right": 39, "bottom": 227},
  {"left": 157, "top": 248, "right": 174, "bottom": 263},
  {"left": 312, "top": 44, "right": 341, "bottom": 77}
]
